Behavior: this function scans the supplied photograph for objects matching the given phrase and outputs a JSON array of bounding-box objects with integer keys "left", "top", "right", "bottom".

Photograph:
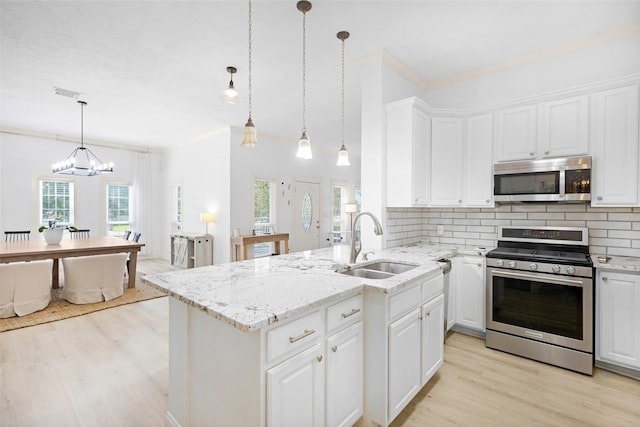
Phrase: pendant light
[
  {"left": 221, "top": 66, "right": 240, "bottom": 104},
  {"left": 336, "top": 31, "right": 350, "bottom": 166},
  {"left": 241, "top": 0, "right": 257, "bottom": 147},
  {"left": 52, "top": 100, "right": 114, "bottom": 176},
  {"left": 295, "top": 1, "right": 312, "bottom": 159}
]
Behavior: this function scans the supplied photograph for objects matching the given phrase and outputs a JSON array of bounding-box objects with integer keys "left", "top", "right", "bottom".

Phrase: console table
[{"left": 231, "top": 233, "right": 289, "bottom": 261}]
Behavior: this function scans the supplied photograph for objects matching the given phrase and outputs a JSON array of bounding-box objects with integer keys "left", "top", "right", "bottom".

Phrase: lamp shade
[
  {"left": 345, "top": 202, "right": 358, "bottom": 213},
  {"left": 296, "top": 130, "right": 312, "bottom": 159},
  {"left": 241, "top": 118, "right": 257, "bottom": 147},
  {"left": 337, "top": 144, "right": 350, "bottom": 166},
  {"left": 200, "top": 212, "right": 217, "bottom": 224}
]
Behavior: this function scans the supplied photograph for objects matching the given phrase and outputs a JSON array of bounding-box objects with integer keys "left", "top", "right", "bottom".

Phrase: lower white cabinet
[
  {"left": 267, "top": 343, "right": 325, "bottom": 427},
  {"left": 326, "top": 322, "right": 364, "bottom": 427},
  {"left": 596, "top": 270, "right": 640, "bottom": 375},
  {"left": 452, "top": 256, "right": 486, "bottom": 334},
  {"left": 364, "top": 270, "right": 444, "bottom": 426}
]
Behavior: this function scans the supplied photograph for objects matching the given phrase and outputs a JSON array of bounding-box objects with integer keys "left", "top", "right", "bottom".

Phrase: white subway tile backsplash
[{"left": 386, "top": 204, "right": 640, "bottom": 255}]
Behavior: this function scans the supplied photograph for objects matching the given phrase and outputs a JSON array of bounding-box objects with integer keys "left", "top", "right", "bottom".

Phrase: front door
[{"left": 290, "top": 180, "right": 320, "bottom": 252}]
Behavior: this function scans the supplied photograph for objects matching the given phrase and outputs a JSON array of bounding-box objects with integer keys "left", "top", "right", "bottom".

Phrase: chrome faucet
[{"left": 350, "top": 212, "right": 383, "bottom": 264}]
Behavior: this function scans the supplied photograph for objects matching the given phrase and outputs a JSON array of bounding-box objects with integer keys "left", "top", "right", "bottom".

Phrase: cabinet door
[
  {"left": 173, "top": 237, "right": 189, "bottom": 268},
  {"left": 430, "top": 117, "right": 463, "bottom": 206},
  {"left": 591, "top": 85, "right": 639, "bottom": 206},
  {"left": 597, "top": 271, "right": 640, "bottom": 370},
  {"left": 454, "top": 257, "right": 486, "bottom": 332},
  {"left": 267, "top": 343, "right": 325, "bottom": 427},
  {"left": 386, "top": 97, "right": 431, "bottom": 207},
  {"left": 421, "top": 294, "right": 444, "bottom": 386},
  {"left": 194, "top": 236, "right": 213, "bottom": 267},
  {"left": 540, "top": 95, "right": 589, "bottom": 158},
  {"left": 464, "top": 113, "right": 494, "bottom": 207},
  {"left": 326, "top": 322, "right": 363, "bottom": 427},
  {"left": 388, "top": 308, "right": 421, "bottom": 422},
  {"left": 495, "top": 104, "right": 537, "bottom": 162}
]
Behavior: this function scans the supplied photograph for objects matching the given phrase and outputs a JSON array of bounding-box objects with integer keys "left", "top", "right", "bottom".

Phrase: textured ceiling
[{"left": 1, "top": 0, "right": 639, "bottom": 154}]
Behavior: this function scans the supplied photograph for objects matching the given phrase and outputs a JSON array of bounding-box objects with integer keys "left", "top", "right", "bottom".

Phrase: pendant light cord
[
  {"left": 341, "top": 37, "right": 345, "bottom": 146},
  {"left": 79, "top": 100, "right": 86, "bottom": 148},
  {"left": 248, "top": 0, "right": 253, "bottom": 120},
  {"left": 301, "top": 9, "right": 307, "bottom": 133}
]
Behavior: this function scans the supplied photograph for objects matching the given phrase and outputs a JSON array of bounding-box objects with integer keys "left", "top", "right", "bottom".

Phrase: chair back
[
  {"left": 69, "top": 229, "right": 90, "bottom": 238},
  {"left": 4, "top": 231, "right": 30, "bottom": 242},
  {"left": 132, "top": 232, "right": 142, "bottom": 242},
  {"left": 123, "top": 230, "right": 132, "bottom": 240}
]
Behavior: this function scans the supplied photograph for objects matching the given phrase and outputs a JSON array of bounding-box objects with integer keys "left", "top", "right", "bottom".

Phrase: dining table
[{"left": 0, "top": 236, "right": 145, "bottom": 289}]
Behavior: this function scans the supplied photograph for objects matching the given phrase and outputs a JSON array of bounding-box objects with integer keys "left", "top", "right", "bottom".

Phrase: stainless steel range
[{"left": 485, "top": 226, "right": 594, "bottom": 375}]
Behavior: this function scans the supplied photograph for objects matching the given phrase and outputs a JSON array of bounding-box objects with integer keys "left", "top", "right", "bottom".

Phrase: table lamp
[{"left": 200, "top": 212, "right": 217, "bottom": 235}]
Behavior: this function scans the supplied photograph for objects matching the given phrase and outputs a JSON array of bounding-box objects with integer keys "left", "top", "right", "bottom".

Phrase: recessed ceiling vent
[{"left": 52, "top": 86, "right": 81, "bottom": 99}]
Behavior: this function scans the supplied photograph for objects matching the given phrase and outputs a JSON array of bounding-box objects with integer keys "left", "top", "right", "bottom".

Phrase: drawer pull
[
  {"left": 316, "top": 355, "right": 323, "bottom": 363},
  {"left": 331, "top": 345, "right": 338, "bottom": 353},
  {"left": 341, "top": 308, "right": 361, "bottom": 319},
  {"left": 289, "top": 329, "right": 315, "bottom": 343}
]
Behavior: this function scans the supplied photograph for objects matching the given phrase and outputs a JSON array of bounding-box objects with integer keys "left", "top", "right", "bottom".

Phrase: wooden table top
[{"left": 0, "top": 236, "right": 144, "bottom": 261}]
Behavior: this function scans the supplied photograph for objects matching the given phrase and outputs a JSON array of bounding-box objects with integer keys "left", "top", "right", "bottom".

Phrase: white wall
[{"left": 0, "top": 132, "right": 159, "bottom": 254}]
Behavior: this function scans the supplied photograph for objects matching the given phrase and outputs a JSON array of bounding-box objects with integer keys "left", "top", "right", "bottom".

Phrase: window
[
  {"left": 40, "top": 180, "right": 74, "bottom": 227},
  {"left": 253, "top": 179, "right": 275, "bottom": 257},
  {"left": 107, "top": 184, "right": 132, "bottom": 234}
]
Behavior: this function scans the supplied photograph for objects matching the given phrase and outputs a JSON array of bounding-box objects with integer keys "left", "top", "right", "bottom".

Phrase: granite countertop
[
  {"left": 592, "top": 254, "right": 640, "bottom": 273},
  {"left": 142, "top": 242, "right": 491, "bottom": 332}
]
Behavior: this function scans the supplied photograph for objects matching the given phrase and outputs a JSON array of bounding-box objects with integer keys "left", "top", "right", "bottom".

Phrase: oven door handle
[{"left": 491, "top": 270, "right": 585, "bottom": 287}]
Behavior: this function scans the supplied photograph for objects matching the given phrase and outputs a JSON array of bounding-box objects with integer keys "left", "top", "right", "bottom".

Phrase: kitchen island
[{"left": 142, "top": 243, "right": 485, "bottom": 427}]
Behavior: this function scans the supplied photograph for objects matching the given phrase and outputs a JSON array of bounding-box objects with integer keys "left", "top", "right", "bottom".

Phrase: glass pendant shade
[
  {"left": 336, "top": 144, "right": 350, "bottom": 166},
  {"left": 241, "top": 117, "right": 257, "bottom": 147},
  {"left": 296, "top": 130, "right": 312, "bottom": 159},
  {"left": 222, "top": 82, "right": 240, "bottom": 104}
]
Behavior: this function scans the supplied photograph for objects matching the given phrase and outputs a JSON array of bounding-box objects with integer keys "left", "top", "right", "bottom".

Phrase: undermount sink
[{"left": 338, "top": 261, "right": 418, "bottom": 280}]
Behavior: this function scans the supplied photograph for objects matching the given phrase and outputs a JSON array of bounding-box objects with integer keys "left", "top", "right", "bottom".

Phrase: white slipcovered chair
[
  {"left": 0, "top": 259, "right": 53, "bottom": 318},
  {"left": 61, "top": 253, "right": 128, "bottom": 304}
]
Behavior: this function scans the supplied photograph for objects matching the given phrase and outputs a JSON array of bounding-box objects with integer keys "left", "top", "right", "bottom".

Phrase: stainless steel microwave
[{"left": 493, "top": 156, "right": 591, "bottom": 203}]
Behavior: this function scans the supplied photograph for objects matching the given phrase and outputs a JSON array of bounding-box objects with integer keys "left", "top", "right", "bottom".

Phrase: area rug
[{"left": 0, "top": 276, "right": 166, "bottom": 333}]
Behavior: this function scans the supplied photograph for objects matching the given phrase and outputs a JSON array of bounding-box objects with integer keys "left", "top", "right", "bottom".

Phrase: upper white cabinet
[
  {"left": 430, "top": 117, "right": 464, "bottom": 206},
  {"left": 386, "top": 97, "right": 431, "bottom": 207},
  {"left": 539, "top": 95, "right": 590, "bottom": 158},
  {"left": 495, "top": 96, "right": 590, "bottom": 162},
  {"left": 494, "top": 104, "right": 537, "bottom": 162},
  {"left": 464, "top": 113, "right": 494, "bottom": 207},
  {"left": 591, "top": 85, "right": 639, "bottom": 206}
]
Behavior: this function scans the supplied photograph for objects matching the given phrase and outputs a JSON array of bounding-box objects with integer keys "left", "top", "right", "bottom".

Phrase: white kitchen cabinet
[
  {"left": 464, "top": 113, "right": 494, "bottom": 207},
  {"left": 430, "top": 117, "right": 464, "bottom": 206},
  {"left": 326, "top": 321, "right": 363, "bottom": 427},
  {"left": 452, "top": 256, "right": 486, "bottom": 334},
  {"left": 591, "top": 85, "right": 639, "bottom": 206},
  {"left": 364, "top": 269, "right": 444, "bottom": 426},
  {"left": 267, "top": 343, "right": 325, "bottom": 427},
  {"left": 385, "top": 97, "right": 431, "bottom": 207},
  {"left": 494, "top": 104, "right": 537, "bottom": 162},
  {"left": 596, "top": 270, "right": 640, "bottom": 376},
  {"left": 421, "top": 294, "right": 445, "bottom": 385},
  {"left": 539, "top": 95, "right": 590, "bottom": 158},
  {"left": 170, "top": 232, "right": 213, "bottom": 268}
]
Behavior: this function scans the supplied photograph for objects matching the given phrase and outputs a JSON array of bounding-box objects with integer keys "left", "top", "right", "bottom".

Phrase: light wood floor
[{"left": 1, "top": 259, "right": 639, "bottom": 426}]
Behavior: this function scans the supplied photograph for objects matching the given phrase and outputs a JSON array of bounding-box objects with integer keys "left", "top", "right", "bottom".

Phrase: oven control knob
[
  {"left": 496, "top": 260, "right": 504, "bottom": 267},
  {"left": 509, "top": 261, "right": 517, "bottom": 268},
  {"left": 552, "top": 265, "right": 561, "bottom": 273},
  {"left": 529, "top": 263, "right": 538, "bottom": 271},
  {"left": 567, "top": 266, "right": 576, "bottom": 275}
]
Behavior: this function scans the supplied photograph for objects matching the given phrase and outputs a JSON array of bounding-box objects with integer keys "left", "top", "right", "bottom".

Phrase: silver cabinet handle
[
  {"left": 341, "top": 308, "right": 360, "bottom": 319},
  {"left": 331, "top": 345, "right": 338, "bottom": 353},
  {"left": 529, "top": 151, "right": 535, "bottom": 156},
  {"left": 316, "top": 355, "right": 323, "bottom": 363},
  {"left": 597, "top": 196, "right": 603, "bottom": 201},
  {"left": 544, "top": 150, "right": 550, "bottom": 154},
  {"left": 425, "top": 311, "right": 431, "bottom": 317},
  {"left": 289, "top": 329, "right": 315, "bottom": 343},
  {"left": 601, "top": 276, "right": 608, "bottom": 282}
]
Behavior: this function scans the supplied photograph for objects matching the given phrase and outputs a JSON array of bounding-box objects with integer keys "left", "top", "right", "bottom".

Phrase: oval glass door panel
[{"left": 301, "top": 192, "right": 313, "bottom": 231}]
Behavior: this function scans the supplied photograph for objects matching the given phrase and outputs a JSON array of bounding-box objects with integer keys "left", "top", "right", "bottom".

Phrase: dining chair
[
  {"left": 4, "top": 231, "right": 31, "bottom": 241},
  {"left": 69, "top": 229, "right": 90, "bottom": 238},
  {"left": 61, "top": 253, "right": 128, "bottom": 304},
  {"left": 0, "top": 259, "right": 53, "bottom": 318},
  {"left": 123, "top": 230, "right": 132, "bottom": 240},
  {"left": 126, "top": 233, "right": 142, "bottom": 274}
]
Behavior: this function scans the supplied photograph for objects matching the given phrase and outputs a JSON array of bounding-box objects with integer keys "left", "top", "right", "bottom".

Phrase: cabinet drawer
[
  {"left": 267, "top": 311, "right": 322, "bottom": 362},
  {"left": 327, "top": 294, "right": 363, "bottom": 334},
  {"left": 389, "top": 285, "right": 421, "bottom": 322},
  {"left": 422, "top": 273, "right": 444, "bottom": 303}
]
